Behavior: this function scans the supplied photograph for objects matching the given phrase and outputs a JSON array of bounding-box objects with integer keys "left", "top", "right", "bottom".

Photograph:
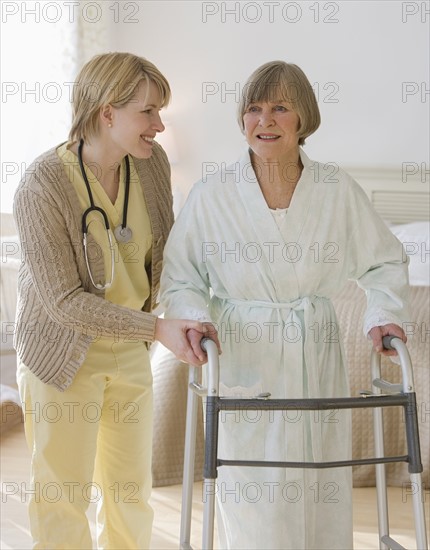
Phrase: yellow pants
[{"left": 17, "top": 338, "right": 154, "bottom": 549}]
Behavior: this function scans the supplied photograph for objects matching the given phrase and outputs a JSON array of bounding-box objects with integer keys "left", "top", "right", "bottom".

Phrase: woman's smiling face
[
  {"left": 109, "top": 79, "right": 165, "bottom": 159},
  {"left": 243, "top": 100, "right": 301, "bottom": 162}
]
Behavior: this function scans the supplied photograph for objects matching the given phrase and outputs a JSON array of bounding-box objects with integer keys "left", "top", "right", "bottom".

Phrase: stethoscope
[{"left": 78, "top": 139, "right": 132, "bottom": 290}]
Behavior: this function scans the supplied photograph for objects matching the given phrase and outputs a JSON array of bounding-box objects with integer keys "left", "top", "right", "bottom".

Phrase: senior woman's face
[{"left": 243, "top": 101, "right": 300, "bottom": 161}]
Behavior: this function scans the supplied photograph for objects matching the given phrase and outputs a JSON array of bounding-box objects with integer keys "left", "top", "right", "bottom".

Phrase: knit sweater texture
[{"left": 13, "top": 142, "right": 174, "bottom": 391}]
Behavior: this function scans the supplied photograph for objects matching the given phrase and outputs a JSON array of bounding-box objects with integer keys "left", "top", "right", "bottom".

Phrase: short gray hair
[{"left": 237, "top": 61, "right": 320, "bottom": 146}]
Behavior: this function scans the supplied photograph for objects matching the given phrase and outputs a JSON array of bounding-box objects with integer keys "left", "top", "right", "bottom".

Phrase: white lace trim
[
  {"left": 177, "top": 307, "right": 212, "bottom": 323},
  {"left": 363, "top": 309, "right": 403, "bottom": 338}
]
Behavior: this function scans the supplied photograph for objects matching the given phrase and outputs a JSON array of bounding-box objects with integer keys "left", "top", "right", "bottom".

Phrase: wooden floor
[{"left": 1, "top": 423, "right": 428, "bottom": 549}]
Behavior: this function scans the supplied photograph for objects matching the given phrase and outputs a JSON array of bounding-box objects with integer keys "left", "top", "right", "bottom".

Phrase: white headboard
[{"left": 345, "top": 166, "right": 429, "bottom": 224}]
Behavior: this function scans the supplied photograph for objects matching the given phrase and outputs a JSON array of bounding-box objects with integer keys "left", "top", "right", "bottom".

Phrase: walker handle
[
  {"left": 382, "top": 335, "right": 397, "bottom": 351},
  {"left": 200, "top": 337, "right": 213, "bottom": 352},
  {"left": 372, "top": 336, "right": 414, "bottom": 393},
  {"left": 200, "top": 337, "right": 220, "bottom": 397}
]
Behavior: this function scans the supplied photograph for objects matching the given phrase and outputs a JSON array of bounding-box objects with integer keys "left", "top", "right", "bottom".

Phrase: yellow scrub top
[{"left": 57, "top": 142, "right": 152, "bottom": 310}]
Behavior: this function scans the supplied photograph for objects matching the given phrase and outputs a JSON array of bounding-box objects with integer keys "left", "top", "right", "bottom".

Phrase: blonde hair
[
  {"left": 69, "top": 52, "right": 171, "bottom": 142},
  {"left": 237, "top": 61, "right": 320, "bottom": 146}
]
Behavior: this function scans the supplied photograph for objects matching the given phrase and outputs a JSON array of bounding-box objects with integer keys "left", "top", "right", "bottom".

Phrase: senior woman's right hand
[{"left": 154, "top": 318, "right": 218, "bottom": 366}]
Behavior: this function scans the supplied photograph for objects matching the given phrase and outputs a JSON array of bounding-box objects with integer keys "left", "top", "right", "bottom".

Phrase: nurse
[
  {"left": 161, "top": 60, "right": 408, "bottom": 549},
  {"left": 13, "top": 52, "right": 211, "bottom": 549}
]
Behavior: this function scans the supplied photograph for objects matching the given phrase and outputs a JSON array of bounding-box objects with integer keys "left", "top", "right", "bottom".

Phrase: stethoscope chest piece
[{"left": 114, "top": 225, "right": 133, "bottom": 243}]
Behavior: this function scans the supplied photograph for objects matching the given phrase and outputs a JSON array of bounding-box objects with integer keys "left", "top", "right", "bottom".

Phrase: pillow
[
  {"left": 388, "top": 221, "right": 430, "bottom": 286},
  {"left": 0, "top": 234, "right": 21, "bottom": 324},
  {"left": 0, "top": 384, "right": 22, "bottom": 434},
  {"left": 150, "top": 342, "right": 204, "bottom": 487}
]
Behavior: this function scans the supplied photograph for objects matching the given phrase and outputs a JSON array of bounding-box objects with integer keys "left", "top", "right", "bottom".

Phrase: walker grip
[
  {"left": 200, "top": 337, "right": 213, "bottom": 353},
  {"left": 382, "top": 335, "right": 397, "bottom": 351}
]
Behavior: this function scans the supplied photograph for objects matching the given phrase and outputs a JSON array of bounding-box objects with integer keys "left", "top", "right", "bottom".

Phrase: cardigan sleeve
[{"left": 13, "top": 160, "right": 158, "bottom": 343}]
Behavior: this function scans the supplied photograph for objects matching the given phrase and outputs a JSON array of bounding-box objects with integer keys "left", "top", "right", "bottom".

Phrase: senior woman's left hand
[{"left": 368, "top": 323, "right": 407, "bottom": 356}]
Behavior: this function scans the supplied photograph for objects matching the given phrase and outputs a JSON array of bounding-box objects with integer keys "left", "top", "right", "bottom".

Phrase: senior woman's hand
[{"left": 368, "top": 323, "right": 407, "bottom": 356}]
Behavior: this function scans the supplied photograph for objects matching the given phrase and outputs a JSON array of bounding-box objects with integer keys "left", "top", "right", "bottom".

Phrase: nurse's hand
[
  {"left": 186, "top": 324, "right": 222, "bottom": 366},
  {"left": 368, "top": 323, "right": 407, "bottom": 357},
  {"left": 154, "top": 318, "right": 213, "bottom": 366}
]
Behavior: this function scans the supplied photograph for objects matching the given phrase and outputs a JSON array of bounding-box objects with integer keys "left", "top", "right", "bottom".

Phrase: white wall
[
  {"left": 0, "top": 2, "right": 109, "bottom": 214},
  {"left": 1, "top": 1, "right": 427, "bottom": 214},
  {"left": 107, "top": 0, "right": 429, "bottom": 198}
]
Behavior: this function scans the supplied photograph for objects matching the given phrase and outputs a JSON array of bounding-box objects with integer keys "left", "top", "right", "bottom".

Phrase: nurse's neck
[{"left": 72, "top": 135, "right": 125, "bottom": 204}]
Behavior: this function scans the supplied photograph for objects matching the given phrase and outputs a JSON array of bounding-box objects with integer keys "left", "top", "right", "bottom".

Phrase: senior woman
[
  {"left": 160, "top": 61, "right": 408, "bottom": 549},
  {"left": 13, "top": 52, "right": 211, "bottom": 549}
]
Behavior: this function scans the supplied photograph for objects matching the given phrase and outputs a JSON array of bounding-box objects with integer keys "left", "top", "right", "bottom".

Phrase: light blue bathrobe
[{"left": 161, "top": 148, "right": 408, "bottom": 549}]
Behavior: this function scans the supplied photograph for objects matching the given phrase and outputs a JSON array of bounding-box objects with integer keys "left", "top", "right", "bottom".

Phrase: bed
[
  {"left": 150, "top": 168, "right": 430, "bottom": 489},
  {"left": 337, "top": 167, "right": 429, "bottom": 487},
  {"left": 1, "top": 173, "right": 429, "bottom": 489},
  {"left": 150, "top": 227, "right": 429, "bottom": 490},
  {"left": 333, "top": 280, "right": 429, "bottom": 488}
]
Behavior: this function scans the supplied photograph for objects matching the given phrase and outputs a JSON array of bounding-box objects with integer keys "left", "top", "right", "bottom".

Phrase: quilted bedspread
[{"left": 151, "top": 282, "right": 429, "bottom": 489}]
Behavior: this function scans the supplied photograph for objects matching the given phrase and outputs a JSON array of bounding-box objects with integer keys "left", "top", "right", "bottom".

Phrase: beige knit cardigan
[{"left": 13, "top": 142, "right": 174, "bottom": 391}]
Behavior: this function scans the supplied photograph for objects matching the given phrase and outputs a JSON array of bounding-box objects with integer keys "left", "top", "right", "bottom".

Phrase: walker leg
[
  {"left": 180, "top": 367, "right": 200, "bottom": 550},
  {"left": 371, "top": 340, "right": 429, "bottom": 549},
  {"left": 410, "top": 473, "right": 428, "bottom": 549},
  {"left": 374, "top": 405, "right": 390, "bottom": 550},
  {"left": 201, "top": 393, "right": 219, "bottom": 550},
  {"left": 404, "top": 393, "right": 428, "bottom": 550},
  {"left": 372, "top": 351, "right": 390, "bottom": 550},
  {"left": 202, "top": 479, "right": 216, "bottom": 550}
]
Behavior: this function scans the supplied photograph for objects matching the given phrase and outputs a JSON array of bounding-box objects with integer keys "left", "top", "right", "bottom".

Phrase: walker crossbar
[
  {"left": 204, "top": 392, "right": 423, "bottom": 478},
  {"left": 216, "top": 456, "right": 410, "bottom": 470},
  {"left": 180, "top": 337, "right": 428, "bottom": 550}
]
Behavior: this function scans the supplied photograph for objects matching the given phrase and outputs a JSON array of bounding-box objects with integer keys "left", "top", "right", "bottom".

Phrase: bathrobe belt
[{"left": 222, "top": 295, "right": 330, "bottom": 462}]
